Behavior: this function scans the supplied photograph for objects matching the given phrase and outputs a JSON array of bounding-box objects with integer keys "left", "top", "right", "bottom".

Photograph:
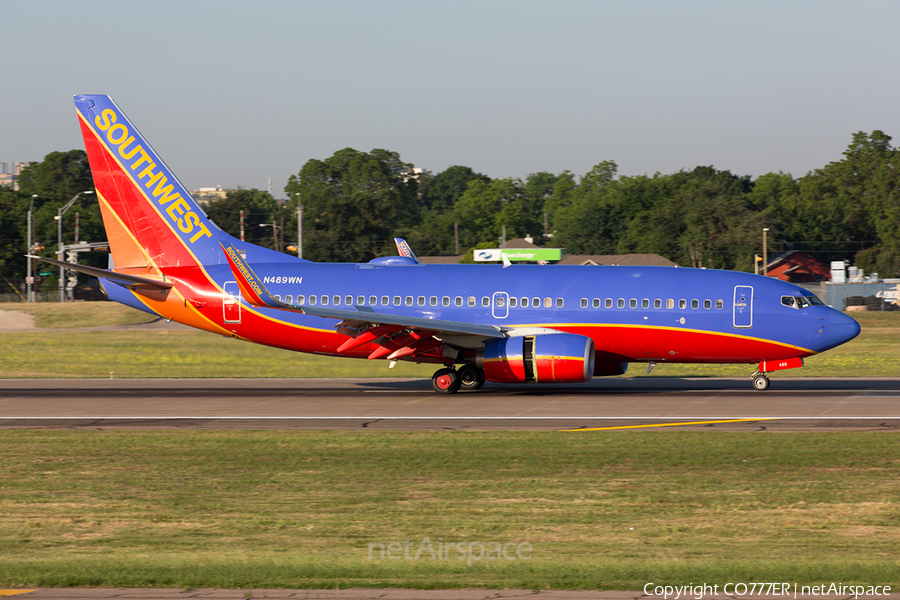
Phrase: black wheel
[
  {"left": 752, "top": 374, "right": 770, "bottom": 391},
  {"left": 457, "top": 365, "right": 485, "bottom": 390},
  {"left": 431, "top": 368, "right": 461, "bottom": 394}
]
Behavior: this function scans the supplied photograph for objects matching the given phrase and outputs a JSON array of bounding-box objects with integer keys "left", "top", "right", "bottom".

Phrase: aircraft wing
[{"left": 220, "top": 243, "right": 506, "bottom": 359}]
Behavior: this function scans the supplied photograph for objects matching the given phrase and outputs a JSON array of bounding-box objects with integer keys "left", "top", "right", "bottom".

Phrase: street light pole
[
  {"left": 260, "top": 222, "right": 282, "bottom": 253},
  {"left": 26, "top": 195, "right": 37, "bottom": 302},
  {"left": 57, "top": 190, "right": 93, "bottom": 302},
  {"left": 762, "top": 228, "right": 769, "bottom": 277}
]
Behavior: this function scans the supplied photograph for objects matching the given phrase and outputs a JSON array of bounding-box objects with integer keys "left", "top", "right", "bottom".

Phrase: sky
[{"left": 3, "top": 0, "right": 900, "bottom": 197}]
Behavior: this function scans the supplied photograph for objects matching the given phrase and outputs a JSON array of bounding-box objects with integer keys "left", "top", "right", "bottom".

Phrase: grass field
[
  {"left": 1, "top": 302, "right": 898, "bottom": 379},
  {"left": 0, "top": 431, "right": 898, "bottom": 589}
]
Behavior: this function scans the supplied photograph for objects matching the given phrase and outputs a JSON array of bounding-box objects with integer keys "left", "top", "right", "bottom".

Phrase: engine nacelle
[{"left": 477, "top": 333, "right": 595, "bottom": 384}]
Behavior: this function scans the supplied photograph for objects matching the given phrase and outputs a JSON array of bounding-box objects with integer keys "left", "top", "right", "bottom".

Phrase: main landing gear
[{"left": 431, "top": 365, "right": 485, "bottom": 394}]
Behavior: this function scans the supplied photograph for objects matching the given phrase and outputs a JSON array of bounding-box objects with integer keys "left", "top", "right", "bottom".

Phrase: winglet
[
  {"left": 220, "top": 243, "right": 283, "bottom": 308},
  {"left": 393, "top": 238, "right": 419, "bottom": 263}
]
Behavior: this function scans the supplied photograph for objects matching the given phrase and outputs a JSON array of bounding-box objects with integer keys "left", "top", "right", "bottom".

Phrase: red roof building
[{"left": 765, "top": 251, "right": 831, "bottom": 283}]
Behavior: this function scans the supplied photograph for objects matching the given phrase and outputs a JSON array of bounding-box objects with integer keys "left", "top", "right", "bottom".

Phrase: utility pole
[
  {"left": 239, "top": 210, "right": 245, "bottom": 242},
  {"left": 762, "top": 228, "right": 769, "bottom": 277},
  {"left": 26, "top": 195, "right": 36, "bottom": 302},
  {"left": 57, "top": 190, "right": 93, "bottom": 302}
]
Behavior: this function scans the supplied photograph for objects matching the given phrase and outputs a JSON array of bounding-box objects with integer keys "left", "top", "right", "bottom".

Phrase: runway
[{"left": 2, "top": 377, "right": 900, "bottom": 431}]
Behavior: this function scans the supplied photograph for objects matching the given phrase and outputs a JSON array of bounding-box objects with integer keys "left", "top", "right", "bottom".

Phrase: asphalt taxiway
[{"left": 1, "top": 377, "right": 899, "bottom": 431}]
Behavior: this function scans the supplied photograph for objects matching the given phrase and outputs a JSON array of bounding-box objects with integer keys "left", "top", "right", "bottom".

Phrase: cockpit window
[{"left": 782, "top": 294, "right": 823, "bottom": 309}]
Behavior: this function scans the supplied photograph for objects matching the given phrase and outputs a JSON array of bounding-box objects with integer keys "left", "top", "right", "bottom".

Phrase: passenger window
[
  {"left": 704, "top": 299, "right": 711, "bottom": 309},
  {"left": 544, "top": 298, "right": 552, "bottom": 308},
  {"left": 381, "top": 296, "right": 389, "bottom": 306},
  {"left": 617, "top": 298, "right": 625, "bottom": 308},
  {"left": 321, "top": 295, "right": 329, "bottom": 306},
  {"left": 333, "top": 295, "right": 341, "bottom": 306},
  {"left": 605, "top": 298, "right": 613, "bottom": 308},
  {"left": 285, "top": 295, "right": 293, "bottom": 305},
  {"left": 593, "top": 298, "right": 601, "bottom": 308},
  {"left": 405, "top": 296, "right": 413, "bottom": 306},
  {"left": 430, "top": 296, "right": 438, "bottom": 306},
  {"left": 497, "top": 296, "right": 506, "bottom": 307},
  {"left": 654, "top": 299, "right": 662, "bottom": 309},
  {"left": 679, "top": 299, "right": 686, "bottom": 309},
  {"left": 342, "top": 295, "right": 350, "bottom": 305},
  {"left": 468, "top": 297, "right": 476, "bottom": 307},
  {"left": 629, "top": 298, "right": 637, "bottom": 309},
  {"left": 297, "top": 295, "right": 305, "bottom": 305},
  {"left": 356, "top": 295, "right": 365, "bottom": 305},
  {"left": 532, "top": 297, "right": 540, "bottom": 308},
  {"left": 509, "top": 297, "right": 517, "bottom": 308},
  {"left": 556, "top": 298, "right": 564, "bottom": 308},
  {"left": 641, "top": 298, "right": 650, "bottom": 309},
  {"left": 308, "top": 295, "right": 317, "bottom": 305},
  {"left": 274, "top": 295, "right": 282, "bottom": 302},
  {"left": 581, "top": 298, "right": 589, "bottom": 308},
  {"left": 369, "top": 295, "right": 377, "bottom": 306},
  {"left": 442, "top": 296, "right": 450, "bottom": 306},
  {"left": 716, "top": 299, "right": 723, "bottom": 309},
  {"left": 666, "top": 299, "right": 674, "bottom": 309},
  {"left": 522, "top": 297, "right": 529, "bottom": 307},
  {"left": 417, "top": 296, "right": 425, "bottom": 306},
  {"left": 691, "top": 299, "right": 699, "bottom": 309},
  {"left": 482, "top": 297, "right": 490, "bottom": 307},
  {"left": 455, "top": 296, "right": 463, "bottom": 306},
  {"left": 393, "top": 296, "right": 401, "bottom": 306}
]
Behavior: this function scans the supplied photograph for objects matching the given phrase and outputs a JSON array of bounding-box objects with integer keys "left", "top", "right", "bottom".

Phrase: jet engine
[{"left": 476, "top": 333, "right": 595, "bottom": 384}]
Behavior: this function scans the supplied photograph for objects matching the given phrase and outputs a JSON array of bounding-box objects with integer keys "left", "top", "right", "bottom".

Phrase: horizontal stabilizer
[{"left": 26, "top": 255, "right": 173, "bottom": 290}]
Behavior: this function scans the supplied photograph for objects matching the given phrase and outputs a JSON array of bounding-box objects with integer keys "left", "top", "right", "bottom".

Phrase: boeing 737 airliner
[{"left": 32, "top": 95, "right": 861, "bottom": 393}]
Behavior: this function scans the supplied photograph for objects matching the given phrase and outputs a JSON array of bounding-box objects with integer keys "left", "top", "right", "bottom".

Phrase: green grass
[
  {"left": 0, "top": 302, "right": 155, "bottom": 328},
  {"left": 0, "top": 303, "right": 898, "bottom": 379},
  {"left": 0, "top": 431, "right": 898, "bottom": 589}
]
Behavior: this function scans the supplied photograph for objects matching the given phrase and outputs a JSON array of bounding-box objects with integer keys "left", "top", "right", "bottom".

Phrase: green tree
[
  {"left": 11, "top": 150, "right": 106, "bottom": 280},
  {"left": 285, "top": 148, "right": 420, "bottom": 262},
  {"left": 204, "top": 189, "right": 280, "bottom": 248},
  {"left": 419, "top": 165, "right": 490, "bottom": 214}
]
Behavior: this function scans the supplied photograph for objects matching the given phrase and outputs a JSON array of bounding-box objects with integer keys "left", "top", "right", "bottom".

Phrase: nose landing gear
[
  {"left": 750, "top": 357, "right": 804, "bottom": 390},
  {"left": 751, "top": 373, "right": 770, "bottom": 391}
]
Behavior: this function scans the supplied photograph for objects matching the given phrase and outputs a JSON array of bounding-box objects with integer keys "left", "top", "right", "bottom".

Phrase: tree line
[{"left": 2, "top": 130, "right": 899, "bottom": 289}]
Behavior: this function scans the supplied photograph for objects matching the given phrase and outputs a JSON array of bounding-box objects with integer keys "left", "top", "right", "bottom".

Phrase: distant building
[
  {"left": 0, "top": 161, "right": 26, "bottom": 190},
  {"left": 190, "top": 185, "right": 228, "bottom": 205},
  {"left": 765, "top": 251, "right": 831, "bottom": 283}
]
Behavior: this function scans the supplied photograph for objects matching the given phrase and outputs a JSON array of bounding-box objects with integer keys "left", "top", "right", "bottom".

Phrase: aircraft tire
[
  {"left": 458, "top": 365, "right": 485, "bottom": 390},
  {"left": 752, "top": 374, "right": 770, "bottom": 391},
  {"left": 432, "top": 368, "right": 461, "bottom": 394}
]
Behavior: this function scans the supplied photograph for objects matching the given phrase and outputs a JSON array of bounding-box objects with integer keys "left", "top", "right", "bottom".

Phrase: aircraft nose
[{"left": 830, "top": 310, "right": 861, "bottom": 346}]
